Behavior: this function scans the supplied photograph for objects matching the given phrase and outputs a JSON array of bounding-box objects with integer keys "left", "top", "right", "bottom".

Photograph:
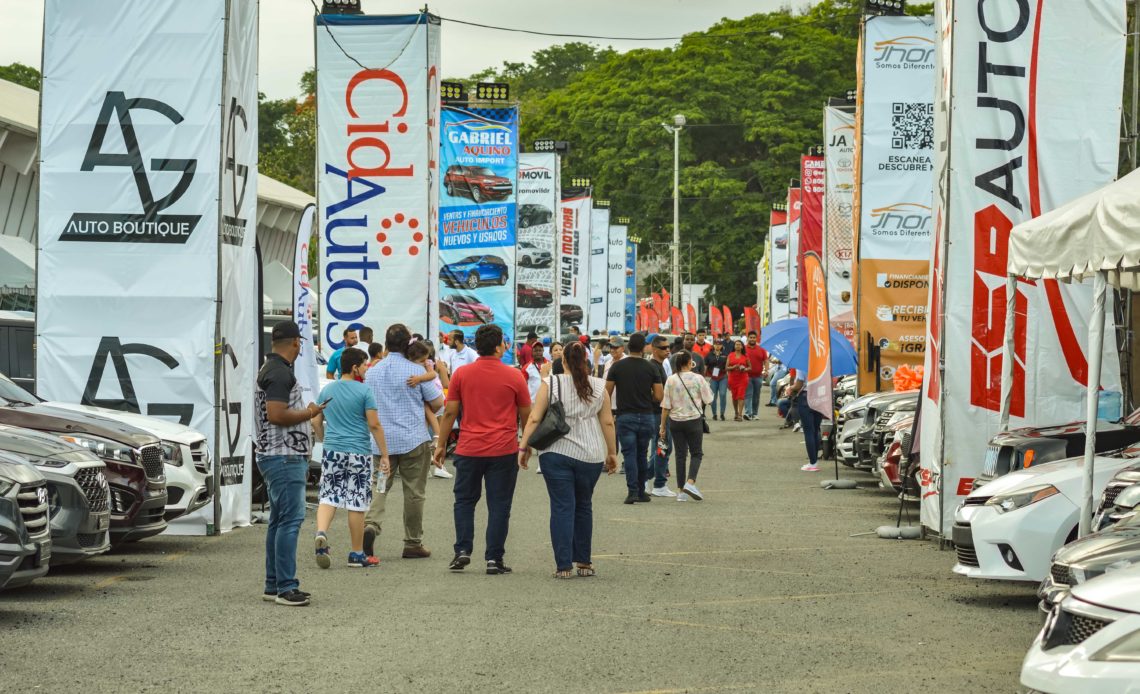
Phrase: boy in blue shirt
[{"left": 315, "top": 348, "right": 391, "bottom": 568}]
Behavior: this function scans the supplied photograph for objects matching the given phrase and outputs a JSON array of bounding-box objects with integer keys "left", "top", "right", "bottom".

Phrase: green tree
[{"left": 0, "top": 63, "right": 40, "bottom": 90}]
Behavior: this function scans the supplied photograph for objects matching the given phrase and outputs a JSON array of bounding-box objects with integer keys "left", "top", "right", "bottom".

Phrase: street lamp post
[{"left": 663, "top": 114, "right": 686, "bottom": 302}]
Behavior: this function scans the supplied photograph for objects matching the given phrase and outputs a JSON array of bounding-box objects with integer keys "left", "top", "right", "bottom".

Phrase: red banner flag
[
  {"left": 685, "top": 304, "right": 697, "bottom": 334},
  {"left": 722, "top": 305, "right": 734, "bottom": 335},
  {"left": 744, "top": 306, "right": 761, "bottom": 336},
  {"left": 710, "top": 305, "right": 723, "bottom": 337},
  {"left": 799, "top": 155, "right": 825, "bottom": 316},
  {"left": 670, "top": 307, "right": 684, "bottom": 334}
]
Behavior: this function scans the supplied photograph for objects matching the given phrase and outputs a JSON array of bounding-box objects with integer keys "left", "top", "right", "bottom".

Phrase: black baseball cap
[{"left": 271, "top": 320, "right": 302, "bottom": 341}]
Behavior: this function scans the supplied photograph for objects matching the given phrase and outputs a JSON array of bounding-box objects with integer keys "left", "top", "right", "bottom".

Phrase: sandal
[
  {"left": 553, "top": 568, "right": 574, "bottom": 579},
  {"left": 576, "top": 564, "right": 596, "bottom": 577}
]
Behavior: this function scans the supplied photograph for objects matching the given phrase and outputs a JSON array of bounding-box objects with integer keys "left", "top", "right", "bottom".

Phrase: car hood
[
  {"left": 1069, "top": 562, "right": 1140, "bottom": 614},
  {"left": 965, "top": 455, "right": 1131, "bottom": 500},
  {"left": 868, "top": 391, "right": 918, "bottom": 408},
  {"left": 992, "top": 420, "right": 1125, "bottom": 445},
  {"left": 0, "top": 424, "right": 102, "bottom": 463},
  {"left": 840, "top": 392, "right": 882, "bottom": 416},
  {"left": 0, "top": 403, "right": 159, "bottom": 448},
  {"left": 44, "top": 402, "right": 205, "bottom": 445},
  {"left": 0, "top": 455, "right": 45, "bottom": 485},
  {"left": 1055, "top": 525, "right": 1140, "bottom": 567}
]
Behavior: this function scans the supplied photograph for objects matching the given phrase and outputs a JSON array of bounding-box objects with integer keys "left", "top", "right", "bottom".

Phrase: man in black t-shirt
[{"left": 605, "top": 333, "right": 664, "bottom": 504}]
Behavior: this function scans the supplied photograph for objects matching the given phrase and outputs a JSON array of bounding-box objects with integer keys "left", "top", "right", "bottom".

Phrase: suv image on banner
[
  {"left": 444, "top": 165, "right": 513, "bottom": 203},
  {"left": 0, "top": 454, "right": 51, "bottom": 589},
  {"left": 0, "top": 374, "right": 167, "bottom": 545},
  {"left": 518, "top": 204, "right": 553, "bottom": 229},
  {"left": 517, "top": 241, "right": 552, "bottom": 268},
  {"left": 440, "top": 294, "right": 494, "bottom": 326},
  {"left": 0, "top": 424, "right": 111, "bottom": 565},
  {"left": 441, "top": 254, "right": 510, "bottom": 290},
  {"left": 517, "top": 283, "right": 554, "bottom": 308}
]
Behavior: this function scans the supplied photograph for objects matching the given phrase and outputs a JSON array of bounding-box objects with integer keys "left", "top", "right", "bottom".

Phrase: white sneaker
[
  {"left": 536, "top": 463, "right": 542, "bottom": 475},
  {"left": 800, "top": 464, "right": 820, "bottom": 472},
  {"left": 676, "top": 493, "right": 688, "bottom": 502},
  {"left": 432, "top": 466, "right": 453, "bottom": 479},
  {"left": 682, "top": 482, "right": 703, "bottom": 501},
  {"left": 793, "top": 422, "right": 803, "bottom": 432},
  {"left": 645, "top": 481, "right": 652, "bottom": 493},
  {"left": 650, "top": 486, "right": 677, "bottom": 497}
]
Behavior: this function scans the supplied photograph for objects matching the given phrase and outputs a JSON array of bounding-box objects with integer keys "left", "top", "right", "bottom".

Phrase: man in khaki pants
[{"left": 362, "top": 324, "right": 445, "bottom": 561}]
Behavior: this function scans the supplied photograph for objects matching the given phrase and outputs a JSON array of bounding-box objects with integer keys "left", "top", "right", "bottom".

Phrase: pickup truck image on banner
[
  {"left": 515, "top": 153, "right": 559, "bottom": 341},
  {"left": 438, "top": 105, "right": 519, "bottom": 361}
]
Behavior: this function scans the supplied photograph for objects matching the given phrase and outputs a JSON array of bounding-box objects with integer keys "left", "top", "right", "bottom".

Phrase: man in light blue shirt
[{"left": 362, "top": 324, "right": 445, "bottom": 562}]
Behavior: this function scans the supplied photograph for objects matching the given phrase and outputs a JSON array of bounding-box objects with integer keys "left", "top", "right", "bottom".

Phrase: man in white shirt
[{"left": 443, "top": 330, "right": 478, "bottom": 375}]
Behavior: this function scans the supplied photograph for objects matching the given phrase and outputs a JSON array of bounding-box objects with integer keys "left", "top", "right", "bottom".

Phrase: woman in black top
[{"left": 704, "top": 340, "right": 729, "bottom": 420}]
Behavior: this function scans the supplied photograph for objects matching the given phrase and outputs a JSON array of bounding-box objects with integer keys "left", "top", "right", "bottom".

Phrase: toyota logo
[{"left": 37, "top": 486, "right": 47, "bottom": 507}]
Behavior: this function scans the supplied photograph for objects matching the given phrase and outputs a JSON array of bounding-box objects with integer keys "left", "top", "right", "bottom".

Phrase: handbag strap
[{"left": 679, "top": 373, "right": 704, "bottom": 416}]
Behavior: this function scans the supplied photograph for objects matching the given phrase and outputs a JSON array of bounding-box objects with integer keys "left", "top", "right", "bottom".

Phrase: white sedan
[
  {"left": 952, "top": 453, "right": 1137, "bottom": 583},
  {"left": 1022, "top": 562, "right": 1140, "bottom": 692}
]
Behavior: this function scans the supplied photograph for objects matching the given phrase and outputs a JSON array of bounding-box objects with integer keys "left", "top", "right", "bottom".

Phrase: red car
[
  {"left": 444, "top": 165, "right": 513, "bottom": 203},
  {"left": 517, "top": 283, "right": 553, "bottom": 308},
  {"left": 440, "top": 294, "right": 494, "bottom": 326}
]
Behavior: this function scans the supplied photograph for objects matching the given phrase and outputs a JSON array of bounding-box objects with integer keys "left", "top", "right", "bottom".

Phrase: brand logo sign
[
  {"left": 61, "top": 92, "right": 200, "bottom": 243},
  {"left": 873, "top": 35, "right": 935, "bottom": 68},
  {"left": 222, "top": 96, "right": 250, "bottom": 246}
]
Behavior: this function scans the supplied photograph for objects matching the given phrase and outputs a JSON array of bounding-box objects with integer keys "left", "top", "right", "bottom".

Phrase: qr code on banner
[{"left": 891, "top": 102, "right": 933, "bottom": 150}]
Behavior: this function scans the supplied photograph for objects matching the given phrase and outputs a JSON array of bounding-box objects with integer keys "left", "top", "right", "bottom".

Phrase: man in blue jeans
[
  {"left": 254, "top": 320, "right": 325, "bottom": 606},
  {"left": 743, "top": 331, "right": 769, "bottom": 420},
  {"left": 606, "top": 333, "right": 665, "bottom": 504}
]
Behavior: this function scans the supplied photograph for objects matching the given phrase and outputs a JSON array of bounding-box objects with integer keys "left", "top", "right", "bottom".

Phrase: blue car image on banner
[{"left": 438, "top": 105, "right": 519, "bottom": 361}]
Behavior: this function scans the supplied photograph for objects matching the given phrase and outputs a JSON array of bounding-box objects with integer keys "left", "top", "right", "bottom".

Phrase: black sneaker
[
  {"left": 275, "top": 589, "right": 311, "bottom": 606},
  {"left": 363, "top": 526, "right": 377, "bottom": 557},
  {"left": 637, "top": 492, "right": 652, "bottom": 502},
  {"left": 449, "top": 551, "right": 471, "bottom": 572},
  {"left": 486, "top": 560, "right": 512, "bottom": 575},
  {"left": 624, "top": 492, "right": 638, "bottom": 504},
  {"left": 263, "top": 589, "right": 311, "bottom": 602}
]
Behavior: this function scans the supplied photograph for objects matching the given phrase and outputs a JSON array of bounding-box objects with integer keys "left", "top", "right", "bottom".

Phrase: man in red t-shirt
[
  {"left": 692, "top": 329, "right": 714, "bottom": 361},
  {"left": 743, "top": 330, "right": 769, "bottom": 420},
  {"left": 435, "top": 324, "right": 532, "bottom": 574}
]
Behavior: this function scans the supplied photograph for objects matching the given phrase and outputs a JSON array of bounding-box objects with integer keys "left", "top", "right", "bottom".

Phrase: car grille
[
  {"left": 963, "top": 496, "right": 991, "bottom": 506},
  {"left": 139, "top": 445, "right": 165, "bottom": 481},
  {"left": 1101, "top": 483, "right": 1129, "bottom": 511},
  {"left": 76, "top": 532, "right": 107, "bottom": 549},
  {"left": 75, "top": 467, "right": 110, "bottom": 514},
  {"left": 899, "top": 431, "right": 914, "bottom": 462},
  {"left": 955, "top": 544, "right": 979, "bottom": 567},
  {"left": 190, "top": 440, "right": 209, "bottom": 475},
  {"left": 1050, "top": 563, "right": 1072, "bottom": 587},
  {"left": 17, "top": 482, "right": 50, "bottom": 538},
  {"left": 1044, "top": 610, "right": 1113, "bottom": 649}
]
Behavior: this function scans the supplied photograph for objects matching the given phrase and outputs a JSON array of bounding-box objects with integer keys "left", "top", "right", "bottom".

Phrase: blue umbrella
[{"left": 758, "top": 317, "right": 858, "bottom": 376}]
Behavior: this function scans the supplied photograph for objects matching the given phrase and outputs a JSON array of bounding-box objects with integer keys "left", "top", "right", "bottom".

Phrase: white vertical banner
[
  {"left": 557, "top": 191, "right": 591, "bottom": 339},
  {"left": 588, "top": 207, "right": 610, "bottom": 333},
  {"left": 293, "top": 204, "right": 318, "bottom": 406},
  {"left": 919, "top": 0, "right": 1125, "bottom": 535},
  {"left": 824, "top": 106, "right": 856, "bottom": 341},
  {"left": 316, "top": 13, "right": 440, "bottom": 349},
  {"left": 516, "top": 153, "right": 559, "bottom": 339},
  {"left": 607, "top": 223, "right": 627, "bottom": 334},
  {"left": 770, "top": 221, "right": 790, "bottom": 322},
  {"left": 38, "top": 1, "right": 222, "bottom": 461}
]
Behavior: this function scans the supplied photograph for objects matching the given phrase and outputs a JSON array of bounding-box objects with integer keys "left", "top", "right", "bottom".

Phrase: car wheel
[
  {"left": 446, "top": 181, "right": 454, "bottom": 197},
  {"left": 471, "top": 186, "right": 484, "bottom": 204},
  {"left": 498, "top": 271, "right": 508, "bottom": 285},
  {"left": 466, "top": 272, "right": 480, "bottom": 289},
  {"left": 521, "top": 255, "right": 531, "bottom": 267}
]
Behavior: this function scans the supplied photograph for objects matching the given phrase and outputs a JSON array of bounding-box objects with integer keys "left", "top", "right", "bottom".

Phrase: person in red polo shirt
[
  {"left": 435, "top": 324, "right": 532, "bottom": 575},
  {"left": 743, "top": 330, "right": 769, "bottom": 421}
]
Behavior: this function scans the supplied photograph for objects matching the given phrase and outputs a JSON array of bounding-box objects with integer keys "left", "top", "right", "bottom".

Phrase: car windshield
[
  {"left": 474, "top": 167, "right": 496, "bottom": 176},
  {"left": 456, "top": 256, "right": 481, "bottom": 264},
  {"left": 0, "top": 375, "right": 39, "bottom": 406},
  {"left": 519, "top": 242, "right": 534, "bottom": 248}
]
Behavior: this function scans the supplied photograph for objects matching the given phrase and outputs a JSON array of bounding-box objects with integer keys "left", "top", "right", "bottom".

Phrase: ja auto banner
[
  {"left": 516, "top": 153, "right": 559, "bottom": 341},
  {"left": 588, "top": 206, "right": 611, "bottom": 333},
  {"left": 624, "top": 239, "right": 637, "bottom": 334},
  {"left": 798, "top": 156, "right": 824, "bottom": 317},
  {"left": 854, "top": 14, "right": 935, "bottom": 394},
  {"left": 558, "top": 190, "right": 592, "bottom": 339},
  {"left": 918, "top": 0, "right": 1125, "bottom": 535},
  {"left": 316, "top": 13, "right": 440, "bottom": 348},
  {"left": 607, "top": 224, "right": 627, "bottom": 334},
  {"left": 38, "top": 0, "right": 258, "bottom": 533},
  {"left": 769, "top": 209, "right": 790, "bottom": 322},
  {"left": 824, "top": 106, "right": 856, "bottom": 343},
  {"left": 787, "top": 188, "right": 802, "bottom": 316},
  {"left": 438, "top": 105, "right": 519, "bottom": 360}
]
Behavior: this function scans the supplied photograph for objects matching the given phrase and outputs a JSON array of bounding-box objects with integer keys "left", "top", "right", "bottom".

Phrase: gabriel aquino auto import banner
[{"left": 438, "top": 105, "right": 519, "bottom": 360}]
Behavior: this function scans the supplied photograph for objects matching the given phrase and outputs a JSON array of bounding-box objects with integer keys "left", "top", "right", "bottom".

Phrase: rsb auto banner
[
  {"left": 316, "top": 13, "right": 441, "bottom": 348},
  {"left": 438, "top": 105, "right": 519, "bottom": 359},
  {"left": 607, "top": 224, "right": 628, "bottom": 334},
  {"left": 624, "top": 239, "right": 637, "bottom": 334},
  {"left": 516, "top": 153, "right": 559, "bottom": 340},
  {"left": 588, "top": 206, "right": 611, "bottom": 333},
  {"left": 854, "top": 14, "right": 935, "bottom": 394},
  {"left": 824, "top": 106, "right": 856, "bottom": 343},
  {"left": 558, "top": 190, "right": 592, "bottom": 339},
  {"left": 919, "top": 0, "right": 1125, "bottom": 535},
  {"left": 38, "top": 0, "right": 259, "bottom": 533}
]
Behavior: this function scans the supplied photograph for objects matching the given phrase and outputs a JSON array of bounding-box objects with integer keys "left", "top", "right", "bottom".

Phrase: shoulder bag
[
  {"left": 680, "top": 373, "right": 711, "bottom": 434},
  {"left": 527, "top": 374, "right": 571, "bottom": 449}
]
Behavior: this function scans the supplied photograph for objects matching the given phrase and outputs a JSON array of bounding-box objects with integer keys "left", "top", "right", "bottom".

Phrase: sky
[{"left": 0, "top": 0, "right": 793, "bottom": 99}]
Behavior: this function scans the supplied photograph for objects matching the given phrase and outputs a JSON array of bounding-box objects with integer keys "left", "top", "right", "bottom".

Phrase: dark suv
[
  {"left": 444, "top": 165, "right": 513, "bottom": 203},
  {"left": 0, "top": 455, "right": 51, "bottom": 589},
  {"left": 519, "top": 204, "right": 553, "bottom": 228},
  {"left": 0, "top": 374, "right": 167, "bottom": 545},
  {"left": 0, "top": 424, "right": 111, "bottom": 564}
]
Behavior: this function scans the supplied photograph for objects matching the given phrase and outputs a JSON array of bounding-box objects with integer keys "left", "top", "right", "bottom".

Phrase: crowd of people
[{"left": 252, "top": 320, "right": 812, "bottom": 606}]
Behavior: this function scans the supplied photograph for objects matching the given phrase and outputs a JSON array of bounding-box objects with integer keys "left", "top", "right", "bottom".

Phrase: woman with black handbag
[
  {"left": 660, "top": 351, "right": 714, "bottom": 502},
  {"left": 519, "top": 342, "right": 619, "bottom": 579}
]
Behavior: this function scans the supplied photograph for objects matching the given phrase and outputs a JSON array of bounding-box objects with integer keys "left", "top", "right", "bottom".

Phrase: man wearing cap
[
  {"left": 254, "top": 320, "right": 326, "bottom": 606},
  {"left": 600, "top": 335, "right": 625, "bottom": 411}
]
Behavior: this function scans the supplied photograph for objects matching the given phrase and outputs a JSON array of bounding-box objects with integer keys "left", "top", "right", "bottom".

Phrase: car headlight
[
  {"left": 26, "top": 456, "right": 70, "bottom": 468},
  {"left": 161, "top": 442, "right": 183, "bottom": 467},
  {"left": 1091, "top": 628, "right": 1140, "bottom": 662},
  {"left": 57, "top": 434, "right": 135, "bottom": 464},
  {"left": 887, "top": 411, "right": 912, "bottom": 426},
  {"left": 0, "top": 476, "right": 15, "bottom": 497},
  {"left": 984, "top": 484, "right": 1060, "bottom": 513}
]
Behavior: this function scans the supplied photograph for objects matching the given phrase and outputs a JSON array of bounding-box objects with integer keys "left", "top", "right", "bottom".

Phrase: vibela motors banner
[
  {"left": 798, "top": 156, "right": 824, "bottom": 316},
  {"left": 588, "top": 207, "right": 611, "bottom": 333},
  {"left": 558, "top": 190, "right": 592, "bottom": 339},
  {"left": 438, "top": 105, "right": 519, "bottom": 361},
  {"left": 607, "top": 224, "right": 627, "bottom": 334},
  {"left": 804, "top": 253, "right": 832, "bottom": 419},
  {"left": 854, "top": 14, "right": 935, "bottom": 394},
  {"left": 919, "top": 0, "right": 1125, "bottom": 535},
  {"left": 316, "top": 13, "right": 440, "bottom": 348},
  {"left": 824, "top": 106, "right": 856, "bottom": 343},
  {"left": 624, "top": 239, "right": 637, "bottom": 334},
  {"left": 38, "top": 0, "right": 258, "bottom": 533},
  {"left": 516, "top": 153, "right": 559, "bottom": 341}
]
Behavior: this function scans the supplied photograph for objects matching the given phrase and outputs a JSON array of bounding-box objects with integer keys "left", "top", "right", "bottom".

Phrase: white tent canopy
[{"left": 1009, "top": 166, "right": 1140, "bottom": 290}]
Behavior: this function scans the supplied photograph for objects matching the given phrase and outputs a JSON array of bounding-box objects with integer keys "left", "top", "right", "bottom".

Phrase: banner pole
[
  {"left": 1080, "top": 272, "right": 1107, "bottom": 538},
  {"left": 997, "top": 274, "right": 1017, "bottom": 433},
  {"left": 212, "top": 0, "right": 234, "bottom": 537}
]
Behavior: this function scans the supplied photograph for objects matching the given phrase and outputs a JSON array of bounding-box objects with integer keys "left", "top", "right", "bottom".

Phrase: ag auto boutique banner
[
  {"left": 38, "top": 0, "right": 258, "bottom": 533},
  {"left": 515, "top": 153, "right": 559, "bottom": 341},
  {"left": 316, "top": 13, "right": 441, "bottom": 347},
  {"left": 438, "top": 105, "right": 519, "bottom": 359}
]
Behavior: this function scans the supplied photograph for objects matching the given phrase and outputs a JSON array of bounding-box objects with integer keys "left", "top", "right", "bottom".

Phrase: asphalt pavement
[{"left": 0, "top": 410, "right": 1043, "bottom": 693}]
